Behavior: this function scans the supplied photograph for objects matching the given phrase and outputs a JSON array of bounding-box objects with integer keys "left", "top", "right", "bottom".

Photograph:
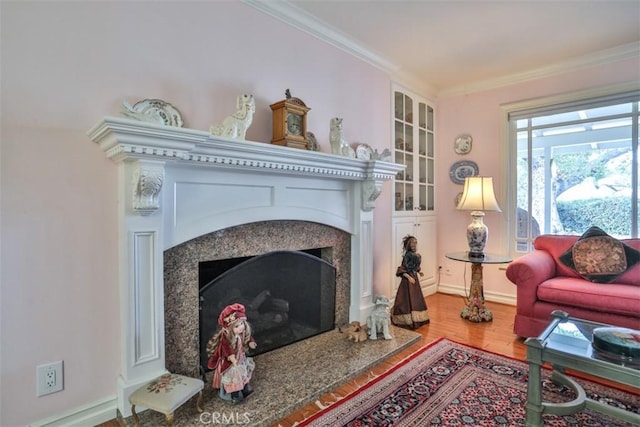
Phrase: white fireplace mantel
[{"left": 88, "top": 116, "right": 404, "bottom": 416}]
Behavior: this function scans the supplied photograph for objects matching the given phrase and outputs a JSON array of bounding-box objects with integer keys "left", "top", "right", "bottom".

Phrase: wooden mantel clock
[{"left": 270, "top": 89, "right": 310, "bottom": 150}]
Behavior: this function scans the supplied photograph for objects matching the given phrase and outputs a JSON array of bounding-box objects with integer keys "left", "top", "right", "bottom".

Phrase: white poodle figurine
[
  {"left": 329, "top": 117, "right": 356, "bottom": 158},
  {"left": 367, "top": 295, "right": 393, "bottom": 340},
  {"left": 210, "top": 94, "right": 256, "bottom": 140}
]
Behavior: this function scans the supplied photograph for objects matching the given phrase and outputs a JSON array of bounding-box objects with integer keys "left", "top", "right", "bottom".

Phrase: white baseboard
[
  {"left": 30, "top": 396, "right": 117, "bottom": 427},
  {"left": 437, "top": 282, "right": 516, "bottom": 306}
]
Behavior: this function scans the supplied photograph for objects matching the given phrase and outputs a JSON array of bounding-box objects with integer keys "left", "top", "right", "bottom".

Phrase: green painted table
[{"left": 525, "top": 310, "right": 640, "bottom": 426}]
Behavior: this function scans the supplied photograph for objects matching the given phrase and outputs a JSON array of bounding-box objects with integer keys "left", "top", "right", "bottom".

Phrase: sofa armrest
[{"left": 506, "top": 250, "right": 557, "bottom": 315}]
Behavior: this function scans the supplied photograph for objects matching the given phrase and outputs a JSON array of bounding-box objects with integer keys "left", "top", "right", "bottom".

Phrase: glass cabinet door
[
  {"left": 394, "top": 89, "right": 435, "bottom": 213},
  {"left": 394, "top": 92, "right": 414, "bottom": 211}
]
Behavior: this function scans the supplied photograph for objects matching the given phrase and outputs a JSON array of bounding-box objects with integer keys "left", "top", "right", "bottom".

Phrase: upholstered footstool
[{"left": 129, "top": 373, "right": 204, "bottom": 427}]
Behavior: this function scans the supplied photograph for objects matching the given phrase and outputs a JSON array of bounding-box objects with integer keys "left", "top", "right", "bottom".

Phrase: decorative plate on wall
[
  {"left": 449, "top": 160, "right": 479, "bottom": 185},
  {"left": 454, "top": 134, "right": 473, "bottom": 154}
]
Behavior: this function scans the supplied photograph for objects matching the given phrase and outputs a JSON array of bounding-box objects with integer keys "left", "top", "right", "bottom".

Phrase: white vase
[{"left": 466, "top": 211, "right": 487, "bottom": 257}]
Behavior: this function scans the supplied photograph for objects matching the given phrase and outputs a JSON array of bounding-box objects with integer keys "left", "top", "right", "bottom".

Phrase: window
[{"left": 504, "top": 87, "right": 639, "bottom": 254}]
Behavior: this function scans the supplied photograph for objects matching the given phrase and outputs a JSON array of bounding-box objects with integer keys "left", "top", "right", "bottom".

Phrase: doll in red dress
[{"left": 207, "top": 303, "right": 257, "bottom": 403}]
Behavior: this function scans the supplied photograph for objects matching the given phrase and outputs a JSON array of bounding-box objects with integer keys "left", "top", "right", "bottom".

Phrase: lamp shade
[{"left": 457, "top": 176, "right": 502, "bottom": 212}]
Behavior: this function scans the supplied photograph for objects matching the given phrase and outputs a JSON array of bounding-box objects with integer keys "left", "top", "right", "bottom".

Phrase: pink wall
[
  {"left": 1, "top": 1, "right": 637, "bottom": 425},
  {"left": 0, "top": 2, "right": 392, "bottom": 425},
  {"left": 436, "top": 58, "right": 640, "bottom": 300}
]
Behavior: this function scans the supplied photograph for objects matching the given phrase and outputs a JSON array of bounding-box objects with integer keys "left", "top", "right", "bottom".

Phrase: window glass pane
[
  {"left": 394, "top": 92, "right": 403, "bottom": 120},
  {"left": 394, "top": 150, "right": 404, "bottom": 180},
  {"left": 395, "top": 182, "right": 405, "bottom": 211},
  {"left": 512, "top": 95, "right": 638, "bottom": 252},
  {"left": 404, "top": 95, "right": 413, "bottom": 123},
  {"left": 405, "top": 124, "right": 413, "bottom": 151},
  {"left": 427, "top": 186, "right": 434, "bottom": 211},
  {"left": 419, "top": 129, "right": 426, "bottom": 156}
]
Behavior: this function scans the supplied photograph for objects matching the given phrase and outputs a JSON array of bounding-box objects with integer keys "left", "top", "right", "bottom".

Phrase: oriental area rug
[{"left": 300, "top": 338, "right": 639, "bottom": 427}]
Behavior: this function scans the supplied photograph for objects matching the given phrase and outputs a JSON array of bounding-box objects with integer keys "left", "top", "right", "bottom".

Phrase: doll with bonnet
[{"left": 207, "top": 303, "right": 257, "bottom": 403}]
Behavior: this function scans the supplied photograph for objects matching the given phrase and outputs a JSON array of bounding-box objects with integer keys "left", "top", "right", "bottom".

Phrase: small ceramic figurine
[
  {"left": 210, "top": 94, "right": 256, "bottom": 140},
  {"left": 338, "top": 321, "right": 368, "bottom": 342},
  {"left": 367, "top": 295, "right": 393, "bottom": 340},
  {"left": 329, "top": 117, "right": 356, "bottom": 157},
  {"left": 207, "top": 303, "right": 257, "bottom": 403}
]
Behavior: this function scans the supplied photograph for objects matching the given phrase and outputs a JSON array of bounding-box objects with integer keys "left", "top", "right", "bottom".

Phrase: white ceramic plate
[
  {"left": 356, "top": 144, "right": 374, "bottom": 160},
  {"left": 130, "top": 99, "right": 184, "bottom": 127},
  {"left": 454, "top": 134, "right": 472, "bottom": 154}
]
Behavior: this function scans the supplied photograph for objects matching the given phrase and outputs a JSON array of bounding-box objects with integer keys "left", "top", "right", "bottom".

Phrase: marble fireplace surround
[
  {"left": 164, "top": 220, "right": 351, "bottom": 378},
  {"left": 88, "top": 117, "right": 404, "bottom": 417}
]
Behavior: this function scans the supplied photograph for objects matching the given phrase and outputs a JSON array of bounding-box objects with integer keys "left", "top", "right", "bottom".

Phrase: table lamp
[{"left": 456, "top": 176, "right": 501, "bottom": 258}]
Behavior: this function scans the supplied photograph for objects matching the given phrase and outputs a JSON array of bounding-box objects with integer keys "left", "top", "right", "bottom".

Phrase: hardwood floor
[{"left": 274, "top": 292, "right": 526, "bottom": 426}]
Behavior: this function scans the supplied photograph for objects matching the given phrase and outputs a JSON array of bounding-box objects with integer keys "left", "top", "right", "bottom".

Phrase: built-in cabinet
[{"left": 391, "top": 85, "right": 437, "bottom": 294}]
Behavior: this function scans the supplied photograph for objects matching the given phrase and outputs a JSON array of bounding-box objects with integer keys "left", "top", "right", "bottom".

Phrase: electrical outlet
[
  {"left": 441, "top": 263, "right": 453, "bottom": 276},
  {"left": 37, "top": 361, "right": 63, "bottom": 396}
]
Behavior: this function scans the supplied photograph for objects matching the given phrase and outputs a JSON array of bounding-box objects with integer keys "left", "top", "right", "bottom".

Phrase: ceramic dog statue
[
  {"left": 329, "top": 117, "right": 356, "bottom": 158},
  {"left": 367, "top": 295, "right": 393, "bottom": 340},
  {"left": 210, "top": 94, "right": 256, "bottom": 140},
  {"left": 338, "top": 321, "right": 368, "bottom": 343}
]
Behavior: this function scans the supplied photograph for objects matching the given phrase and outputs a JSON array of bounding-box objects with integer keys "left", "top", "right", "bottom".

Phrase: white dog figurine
[
  {"left": 367, "top": 295, "right": 393, "bottom": 340},
  {"left": 329, "top": 117, "right": 356, "bottom": 158},
  {"left": 210, "top": 94, "right": 256, "bottom": 140}
]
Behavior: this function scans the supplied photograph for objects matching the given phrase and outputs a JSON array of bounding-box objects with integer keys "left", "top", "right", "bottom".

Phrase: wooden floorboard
[{"left": 97, "top": 292, "right": 637, "bottom": 426}]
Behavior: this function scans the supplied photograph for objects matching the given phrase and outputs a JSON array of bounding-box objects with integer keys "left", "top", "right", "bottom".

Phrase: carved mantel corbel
[
  {"left": 132, "top": 161, "right": 165, "bottom": 216},
  {"left": 362, "top": 179, "right": 383, "bottom": 211}
]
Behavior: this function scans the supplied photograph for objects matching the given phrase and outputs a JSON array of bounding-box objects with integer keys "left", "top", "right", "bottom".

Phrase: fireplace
[
  {"left": 164, "top": 220, "right": 350, "bottom": 378},
  {"left": 88, "top": 116, "right": 403, "bottom": 416},
  {"left": 199, "top": 248, "right": 336, "bottom": 366}
]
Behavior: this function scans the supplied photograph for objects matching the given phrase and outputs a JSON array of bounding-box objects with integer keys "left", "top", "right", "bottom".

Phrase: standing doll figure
[
  {"left": 207, "top": 303, "right": 257, "bottom": 403},
  {"left": 391, "top": 235, "right": 430, "bottom": 328}
]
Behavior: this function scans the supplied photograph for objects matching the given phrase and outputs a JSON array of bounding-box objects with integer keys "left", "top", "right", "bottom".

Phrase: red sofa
[{"left": 506, "top": 234, "right": 640, "bottom": 338}]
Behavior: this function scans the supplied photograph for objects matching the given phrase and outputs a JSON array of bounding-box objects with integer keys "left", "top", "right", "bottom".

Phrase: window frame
[{"left": 500, "top": 82, "right": 640, "bottom": 258}]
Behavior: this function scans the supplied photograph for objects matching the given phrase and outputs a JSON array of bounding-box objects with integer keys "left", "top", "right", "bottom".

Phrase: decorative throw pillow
[{"left": 559, "top": 226, "right": 640, "bottom": 283}]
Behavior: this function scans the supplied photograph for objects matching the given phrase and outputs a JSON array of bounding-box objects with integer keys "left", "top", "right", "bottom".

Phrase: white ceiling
[{"left": 246, "top": 0, "right": 640, "bottom": 97}]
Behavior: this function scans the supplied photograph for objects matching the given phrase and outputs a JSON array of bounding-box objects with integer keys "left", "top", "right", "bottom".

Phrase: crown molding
[
  {"left": 242, "top": 0, "right": 399, "bottom": 73},
  {"left": 437, "top": 41, "right": 640, "bottom": 98},
  {"left": 243, "top": 1, "right": 639, "bottom": 99}
]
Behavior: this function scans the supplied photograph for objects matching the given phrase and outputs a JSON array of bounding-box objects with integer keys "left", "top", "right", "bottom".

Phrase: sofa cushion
[
  {"left": 559, "top": 226, "right": 640, "bottom": 284},
  {"left": 537, "top": 277, "right": 640, "bottom": 317}
]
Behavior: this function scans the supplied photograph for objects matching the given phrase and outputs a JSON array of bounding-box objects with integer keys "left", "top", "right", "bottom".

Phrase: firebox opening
[{"left": 198, "top": 249, "right": 336, "bottom": 374}]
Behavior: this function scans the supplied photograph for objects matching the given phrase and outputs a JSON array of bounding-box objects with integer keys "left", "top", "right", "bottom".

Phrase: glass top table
[
  {"left": 445, "top": 251, "right": 513, "bottom": 264},
  {"left": 524, "top": 310, "right": 640, "bottom": 426}
]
